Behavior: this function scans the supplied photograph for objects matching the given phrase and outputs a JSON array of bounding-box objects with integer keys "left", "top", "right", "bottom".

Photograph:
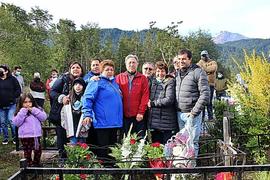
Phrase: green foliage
[{"left": 144, "top": 142, "right": 164, "bottom": 159}]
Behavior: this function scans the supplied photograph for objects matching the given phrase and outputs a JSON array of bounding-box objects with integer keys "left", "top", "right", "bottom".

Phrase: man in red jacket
[{"left": 116, "top": 54, "right": 149, "bottom": 137}]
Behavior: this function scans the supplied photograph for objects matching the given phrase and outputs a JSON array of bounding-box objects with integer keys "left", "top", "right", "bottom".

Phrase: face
[
  {"left": 70, "top": 63, "right": 82, "bottom": 78},
  {"left": 23, "top": 97, "right": 32, "bottom": 108},
  {"left": 91, "top": 60, "right": 100, "bottom": 74},
  {"left": 102, "top": 65, "right": 114, "bottom": 78},
  {"left": 173, "top": 57, "right": 181, "bottom": 71},
  {"left": 125, "top": 57, "right": 138, "bottom": 73},
  {"left": 74, "top": 83, "right": 83, "bottom": 93},
  {"left": 142, "top": 64, "right": 155, "bottom": 77},
  {"left": 0, "top": 68, "right": 7, "bottom": 78},
  {"left": 177, "top": 53, "right": 192, "bottom": 69},
  {"left": 51, "top": 71, "right": 58, "bottom": 78},
  {"left": 156, "top": 68, "right": 166, "bottom": 80}
]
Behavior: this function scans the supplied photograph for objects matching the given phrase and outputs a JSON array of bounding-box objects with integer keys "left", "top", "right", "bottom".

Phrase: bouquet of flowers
[
  {"left": 144, "top": 142, "right": 165, "bottom": 180},
  {"left": 164, "top": 119, "right": 195, "bottom": 168},
  {"left": 110, "top": 124, "right": 147, "bottom": 169},
  {"left": 63, "top": 142, "right": 111, "bottom": 180}
]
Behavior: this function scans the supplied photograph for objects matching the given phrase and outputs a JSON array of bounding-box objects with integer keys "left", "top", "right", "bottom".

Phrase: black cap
[{"left": 73, "top": 77, "right": 86, "bottom": 89}]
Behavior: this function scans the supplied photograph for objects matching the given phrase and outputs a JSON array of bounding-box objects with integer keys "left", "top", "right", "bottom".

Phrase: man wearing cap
[{"left": 197, "top": 50, "right": 218, "bottom": 121}]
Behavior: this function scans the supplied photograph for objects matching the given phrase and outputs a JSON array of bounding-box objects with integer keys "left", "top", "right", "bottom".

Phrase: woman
[
  {"left": 148, "top": 61, "right": 178, "bottom": 144},
  {"left": 50, "top": 61, "right": 85, "bottom": 158},
  {"left": 82, "top": 60, "right": 123, "bottom": 161},
  {"left": 0, "top": 64, "right": 21, "bottom": 145},
  {"left": 30, "top": 72, "right": 46, "bottom": 108}
]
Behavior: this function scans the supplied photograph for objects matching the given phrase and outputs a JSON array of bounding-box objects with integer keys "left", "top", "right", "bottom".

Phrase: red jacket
[{"left": 116, "top": 72, "right": 149, "bottom": 118}]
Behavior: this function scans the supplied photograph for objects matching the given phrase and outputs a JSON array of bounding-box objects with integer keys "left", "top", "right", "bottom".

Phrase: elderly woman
[
  {"left": 147, "top": 61, "right": 178, "bottom": 144},
  {"left": 50, "top": 61, "right": 85, "bottom": 158},
  {"left": 82, "top": 60, "right": 123, "bottom": 160}
]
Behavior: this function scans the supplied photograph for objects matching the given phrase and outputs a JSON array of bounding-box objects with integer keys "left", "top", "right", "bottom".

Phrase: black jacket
[
  {"left": 0, "top": 75, "right": 21, "bottom": 108},
  {"left": 148, "top": 77, "right": 178, "bottom": 130}
]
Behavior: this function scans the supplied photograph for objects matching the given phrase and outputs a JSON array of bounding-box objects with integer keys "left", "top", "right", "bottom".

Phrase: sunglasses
[{"left": 144, "top": 67, "right": 153, "bottom": 71}]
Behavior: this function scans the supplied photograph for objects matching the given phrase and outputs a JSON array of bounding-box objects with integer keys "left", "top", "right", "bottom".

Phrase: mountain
[{"left": 213, "top": 31, "right": 249, "bottom": 44}]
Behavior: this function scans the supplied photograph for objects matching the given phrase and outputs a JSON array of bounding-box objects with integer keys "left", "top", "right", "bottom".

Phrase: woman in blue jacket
[{"left": 82, "top": 60, "right": 123, "bottom": 161}]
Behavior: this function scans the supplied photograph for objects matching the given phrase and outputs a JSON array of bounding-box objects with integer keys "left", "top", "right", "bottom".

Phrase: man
[
  {"left": 175, "top": 49, "right": 209, "bottom": 158},
  {"left": 13, "top": 66, "right": 25, "bottom": 92},
  {"left": 170, "top": 56, "right": 181, "bottom": 77},
  {"left": 197, "top": 50, "right": 217, "bottom": 121},
  {"left": 83, "top": 59, "right": 101, "bottom": 84},
  {"left": 45, "top": 69, "right": 58, "bottom": 107},
  {"left": 215, "top": 72, "right": 228, "bottom": 100},
  {"left": 116, "top": 54, "right": 149, "bottom": 137},
  {"left": 142, "top": 62, "right": 155, "bottom": 87}
]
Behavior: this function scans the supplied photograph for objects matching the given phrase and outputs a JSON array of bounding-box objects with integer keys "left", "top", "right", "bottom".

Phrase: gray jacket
[
  {"left": 148, "top": 77, "right": 178, "bottom": 130},
  {"left": 175, "top": 64, "right": 210, "bottom": 116}
]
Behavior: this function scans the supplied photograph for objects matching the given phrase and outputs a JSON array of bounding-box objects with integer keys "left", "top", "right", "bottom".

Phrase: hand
[
  {"left": 187, "top": 112, "right": 195, "bottom": 119},
  {"left": 82, "top": 117, "right": 92, "bottom": 126},
  {"left": 27, "top": 107, "right": 32, "bottom": 112},
  {"left": 136, "top": 114, "right": 144, "bottom": 122},
  {"left": 90, "top": 76, "right": 100, "bottom": 81},
  {"left": 63, "top": 96, "right": 70, "bottom": 105},
  {"left": 147, "top": 100, "right": 151, "bottom": 108}
]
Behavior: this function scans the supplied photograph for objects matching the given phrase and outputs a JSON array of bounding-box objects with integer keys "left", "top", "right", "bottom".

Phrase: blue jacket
[
  {"left": 82, "top": 76, "right": 123, "bottom": 128},
  {"left": 83, "top": 71, "right": 99, "bottom": 84}
]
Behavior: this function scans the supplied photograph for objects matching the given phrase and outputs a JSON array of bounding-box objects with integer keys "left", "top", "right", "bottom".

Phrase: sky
[{"left": 1, "top": 0, "right": 270, "bottom": 38}]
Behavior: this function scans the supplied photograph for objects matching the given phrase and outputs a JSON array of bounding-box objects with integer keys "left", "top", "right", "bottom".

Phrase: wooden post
[{"left": 223, "top": 116, "right": 231, "bottom": 166}]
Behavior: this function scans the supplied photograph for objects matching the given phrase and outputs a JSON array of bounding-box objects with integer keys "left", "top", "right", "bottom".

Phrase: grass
[{"left": 0, "top": 136, "right": 21, "bottom": 180}]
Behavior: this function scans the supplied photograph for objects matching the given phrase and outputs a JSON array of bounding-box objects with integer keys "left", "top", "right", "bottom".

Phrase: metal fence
[{"left": 9, "top": 159, "right": 270, "bottom": 180}]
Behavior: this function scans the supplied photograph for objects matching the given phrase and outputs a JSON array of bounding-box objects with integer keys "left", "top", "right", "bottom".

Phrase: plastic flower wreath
[{"left": 110, "top": 124, "right": 147, "bottom": 169}]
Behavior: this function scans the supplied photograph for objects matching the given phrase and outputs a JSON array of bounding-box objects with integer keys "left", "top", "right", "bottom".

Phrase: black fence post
[
  {"left": 15, "top": 127, "right": 19, "bottom": 151},
  {"left": 20, "top": 159, "right": 27, "bottom": 180}
]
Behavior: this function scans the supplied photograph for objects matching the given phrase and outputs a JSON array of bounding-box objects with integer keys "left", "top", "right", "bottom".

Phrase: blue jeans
[
  {"left": 0, "top": 104, "right": 16, "bottom": 141},
  {"left": 177, "top": 112, "right": 202, "bottom": 158}
]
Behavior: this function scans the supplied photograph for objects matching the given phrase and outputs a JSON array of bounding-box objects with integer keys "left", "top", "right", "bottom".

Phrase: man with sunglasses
[{"left": 142, "top": 62, "right": 155, "bottom": 87}]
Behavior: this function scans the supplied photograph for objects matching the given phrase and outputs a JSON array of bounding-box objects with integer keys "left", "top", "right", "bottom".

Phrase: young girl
[
  {"left": 13, "top": 93, "right": 47, "bottom": 166},
  {"left": 61, "top": 77, "right": 87, "bottom": 145}
]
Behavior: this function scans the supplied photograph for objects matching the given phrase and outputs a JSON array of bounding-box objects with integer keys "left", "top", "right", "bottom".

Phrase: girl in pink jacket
[{"left": 13, "top": 93, "right": 47, "bottom": 166}]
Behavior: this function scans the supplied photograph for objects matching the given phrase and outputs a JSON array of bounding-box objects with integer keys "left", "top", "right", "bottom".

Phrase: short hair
[
  {"left": 14, "top": 66, "right": 22, "bottom": 70},
  {"left": 142, "top": 62, "right": 155, "bottom": 67},
  {"left": 51, "top": 69, "right": 58, "bottom": 73},
  {"left": 125, "top": 54, "right": 139, "bottom": 64},
  {"left": 90, "top": 59, "right": 101, "bottom": 64},
  {"left": 155, "top": 61, "right": 168, "bottom": 74},
  {"left": 178, "top": 49, "right": 192, "bottom": 59},
  {"left": 100, "top": 60, "right": 115, "bottom": 72}
]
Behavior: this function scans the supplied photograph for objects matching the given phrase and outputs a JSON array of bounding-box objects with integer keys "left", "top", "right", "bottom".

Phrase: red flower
[
  {"left": 80, "top": 174, "right": 87, "bottom": 179},
  {"left": 85, "top": 154, "right": 91, "bottom": 160},
  {"left": 130, "top": 138, "right": 136, "bottom": 145},
  {"left": 55, "top": 176, "right": 59, "bottom": 180},
  {"left": 80, "top": 143, "right": 88, "bottom": 149},
  {"left": 98, "top": 160, "right": 104, "bottom": 164},
  {"left": 151, "top": 142, "right": 161, "bottom": 147}
]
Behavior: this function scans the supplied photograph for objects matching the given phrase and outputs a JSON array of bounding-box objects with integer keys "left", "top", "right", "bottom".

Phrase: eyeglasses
[
  {"left": 173, "top": 61, "right": 180, "bottom": 64},
  {"left": 144, "top": 67, "right": 153, "bottom": 71}
]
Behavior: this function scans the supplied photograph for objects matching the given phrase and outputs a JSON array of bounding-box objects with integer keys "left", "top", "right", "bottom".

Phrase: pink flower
[
  {"left": 130, "top": 138, "right": 136, "bottom": 145},
  {"left": 151, "top": 142, "right": 161, "bottom": 147},
  {"left": 80, "top": 143, "right": 88, "bottom": 149}
]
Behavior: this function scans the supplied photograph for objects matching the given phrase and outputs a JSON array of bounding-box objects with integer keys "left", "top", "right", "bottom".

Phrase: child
[
  {"left": 61, "top": 77, "right": 87, "bottom": 145},
  {"left": 13, "top": 93, "right": 47, "bottom": 166}
]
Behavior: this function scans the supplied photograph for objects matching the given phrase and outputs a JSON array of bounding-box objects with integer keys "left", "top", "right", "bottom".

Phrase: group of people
[{"left": 0, "top": 48, "right": 226, "bottom": 167}]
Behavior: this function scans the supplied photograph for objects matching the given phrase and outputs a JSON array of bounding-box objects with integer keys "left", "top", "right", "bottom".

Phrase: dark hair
[
  {"left": 178, "top": 49, "right": 192, "bottom": 59},
  {"left": 14, "top": 66, "right": 22, "bottom": 70},
  {"left": 90, "top": 59, "right": 101, "bottom": 64},
  {"left": 51, "top": 69, "right": 58, "bottom": 73},
  {"left": 0, "top": 64, "right": 11, "bottom": 77},
  {"left": 15, "top": 93, "right": 40, "bottom": 115},
  {"left": 155, "top": 61, "right": 168, "bottom": 74},
  {"left": 69, "top": 77, "right": 86, "bottom": 105},
  {"left": 69, "top": 61, "right": 85, "bottom": 77}
]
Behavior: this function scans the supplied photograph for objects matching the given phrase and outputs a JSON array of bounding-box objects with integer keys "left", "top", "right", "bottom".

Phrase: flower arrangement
[
  {"left": 144, "top": 142, "right": 165, "bottom": 180},
  {"left": 110, "top": 124, "right": 147, "bottom": 169},
  {"left": 62, "top": 142, "right": 111, "bottom": 180}
]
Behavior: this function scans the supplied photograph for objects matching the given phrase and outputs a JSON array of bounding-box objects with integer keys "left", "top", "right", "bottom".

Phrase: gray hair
[{"left": 125, "top": 54, "right": 139, "bottom": 64}]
